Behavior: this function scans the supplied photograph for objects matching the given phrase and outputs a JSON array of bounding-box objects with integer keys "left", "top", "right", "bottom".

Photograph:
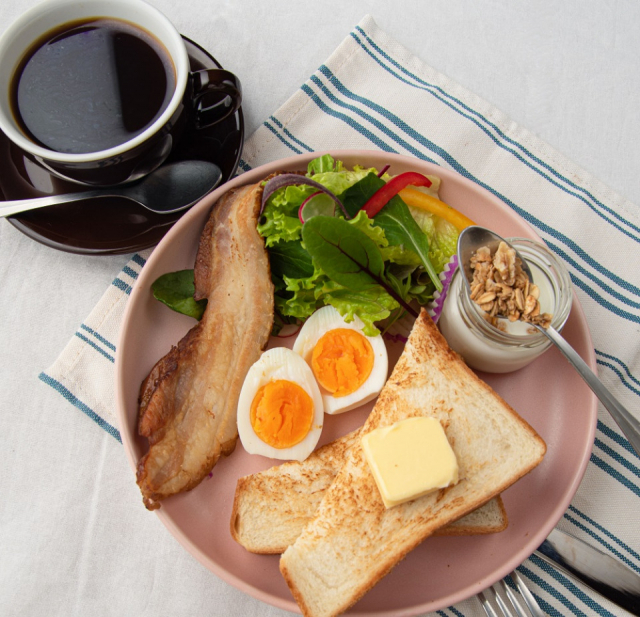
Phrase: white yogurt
[{"left": 438, "top": 238, "right": 572, "bottom": 373}]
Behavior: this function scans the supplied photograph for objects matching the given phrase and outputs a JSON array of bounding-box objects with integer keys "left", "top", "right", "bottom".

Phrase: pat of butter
[{"left": 361, "top": 417, "right": 458, "bottom": 508}]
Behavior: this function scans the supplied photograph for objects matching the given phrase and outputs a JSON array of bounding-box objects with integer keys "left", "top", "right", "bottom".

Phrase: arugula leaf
[
  {"left": 151, "top": 270, "right": 207, "bottom": 320},
  {"left": 374, "top": 196, "right": 443, "bottom": 291},
  {"left": 384, "top": 268, "right": 413, "bottom": 302}
]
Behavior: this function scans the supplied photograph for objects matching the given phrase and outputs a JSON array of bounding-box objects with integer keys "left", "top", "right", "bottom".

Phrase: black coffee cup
[{"left": 0, "top": 0, "right": 242, "bottom": 186}]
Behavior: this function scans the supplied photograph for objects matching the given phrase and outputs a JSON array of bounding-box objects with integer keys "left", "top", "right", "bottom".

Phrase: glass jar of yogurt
[{"left": 438, "top": 238, "right": 572, "bottom": 373}]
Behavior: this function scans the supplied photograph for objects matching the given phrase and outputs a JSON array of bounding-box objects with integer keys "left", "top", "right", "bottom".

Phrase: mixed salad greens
[{"left": 153, "top": 154, "right": 472, "bottom": 335}]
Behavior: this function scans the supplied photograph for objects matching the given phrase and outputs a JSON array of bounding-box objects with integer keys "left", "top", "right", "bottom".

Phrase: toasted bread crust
[
  {"left": 229, "top": 425, "right": 507, "bottom": 554},
  {"left": 279, "top": 310, "right": 546, "bottom": 617},
  {"left": 230, "top": 430, "right": 360, "bottom": 553}
]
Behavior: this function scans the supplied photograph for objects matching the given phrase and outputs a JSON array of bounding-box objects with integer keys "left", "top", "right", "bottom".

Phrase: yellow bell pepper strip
[
  {"left": 398, "top": 187, "right": 475, "bottom": 230},
  {"left": 360, "top": 172, "right": 432, "bottom": 217}
]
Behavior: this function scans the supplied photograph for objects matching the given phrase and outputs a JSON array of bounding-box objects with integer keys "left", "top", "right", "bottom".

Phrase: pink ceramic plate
[{"left": 115, "top": 150, "right": 597, "bottom": 615}]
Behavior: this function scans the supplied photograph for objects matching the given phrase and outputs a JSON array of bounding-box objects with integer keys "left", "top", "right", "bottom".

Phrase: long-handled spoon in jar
[{"left": 458, "top": 225, "right": 640, "bottom": 457}]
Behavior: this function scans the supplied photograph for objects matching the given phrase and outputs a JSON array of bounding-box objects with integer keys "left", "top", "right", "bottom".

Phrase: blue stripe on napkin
[
  {"left": 352, "top": 25, "right": 640, "bottom": 240},
  {"left": 38, "top": 372, "right": 122, "bottom": 442}
]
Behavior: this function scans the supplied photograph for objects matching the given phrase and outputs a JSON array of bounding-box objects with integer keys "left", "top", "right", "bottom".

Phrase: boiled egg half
[
  {"left": 237, "top": 347, "right": 324, "bottom": 461},
  {"left": 292, "top": 305, "right": 388, "bottom": 414}
]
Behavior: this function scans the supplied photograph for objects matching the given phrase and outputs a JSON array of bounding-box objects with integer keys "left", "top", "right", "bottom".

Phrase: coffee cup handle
[{"left": 190, "top": 69, "right": 242, "bottom": 130}]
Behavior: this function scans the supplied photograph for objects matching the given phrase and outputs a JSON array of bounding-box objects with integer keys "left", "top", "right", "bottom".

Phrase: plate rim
[{"left": 115, "top": 149, "right": 598, "bottom": 615}]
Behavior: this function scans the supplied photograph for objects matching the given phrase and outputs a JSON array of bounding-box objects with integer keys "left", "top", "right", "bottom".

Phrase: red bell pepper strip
[{"left": 361, "top": 171, "right": 432, "bottom": 217}]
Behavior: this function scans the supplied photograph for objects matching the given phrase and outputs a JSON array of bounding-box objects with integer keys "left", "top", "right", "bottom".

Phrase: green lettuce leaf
[
  {"left": 345, "top": 210, "right": 388, "bottom": 248},
  {"left": 307, "top": 154, "right": 343, "bottom": 174},
  {"left": 407, "top": 205, "right": 459, "bottom": 273},
  {"left": 309, "top": 168, "right": 374, "bottom": 202},
  {"left": 430, "top": 217, "right": 459, "bottom": 272},
  {"left": 258, "top": 154, "right": 458, "bottom": 333},
  {"left": 257, "top": 183, "right": 311, "bottom": 246},
  {"left": 317, "top": 280, "right": 399, "bottom": 336}
]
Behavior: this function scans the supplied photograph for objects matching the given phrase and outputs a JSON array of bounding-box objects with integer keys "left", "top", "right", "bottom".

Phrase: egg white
[
  {"left": 237, "top": 347, "right": 324, "bottom": 461},
  {"left": 292, "top": 305, "right": 388, "bottom": 415}
]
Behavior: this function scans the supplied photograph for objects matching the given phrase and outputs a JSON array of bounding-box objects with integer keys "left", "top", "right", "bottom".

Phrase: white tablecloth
[{"left": 1, "top": 1, "right": 639, "bottom": 616}]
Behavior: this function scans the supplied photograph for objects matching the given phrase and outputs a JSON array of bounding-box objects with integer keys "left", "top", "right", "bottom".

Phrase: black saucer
[{"left": 1, "top": 37, "right": 244, "bottom": 255}]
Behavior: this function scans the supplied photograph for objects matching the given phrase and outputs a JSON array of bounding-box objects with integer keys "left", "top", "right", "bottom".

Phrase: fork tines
[{"left": 478, "top": 572, "right": 545, "bottom": 617}]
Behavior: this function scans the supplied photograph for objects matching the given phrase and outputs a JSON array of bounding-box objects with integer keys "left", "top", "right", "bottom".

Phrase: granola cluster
[{"left": 469, "top": 242, "right": 552, "bottom": 330}]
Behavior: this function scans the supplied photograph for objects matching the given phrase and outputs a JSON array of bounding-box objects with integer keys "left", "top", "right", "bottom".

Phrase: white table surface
[{"left": 1, "top": 1, "right": 639, "bottom": 616}]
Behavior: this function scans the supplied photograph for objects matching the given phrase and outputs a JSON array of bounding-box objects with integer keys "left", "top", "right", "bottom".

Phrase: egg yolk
[
  {"left": 250, "top": 379, "right": 314, "bottom": 449},
  {"left": 311, "top": 328, "right": 374, "bottom": 397}
]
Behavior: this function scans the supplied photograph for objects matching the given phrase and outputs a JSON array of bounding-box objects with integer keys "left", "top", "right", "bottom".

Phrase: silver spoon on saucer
[
  {"left": 458, "top": 225, "right": 640, "bottom": 457},
  {"left": 0, "top": 160, "right": 223, "bottom": 218}
]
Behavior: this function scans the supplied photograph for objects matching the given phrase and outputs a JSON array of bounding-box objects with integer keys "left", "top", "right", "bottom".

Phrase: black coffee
[{"left": 11, "top": 18, "right": 176, "bottom": 154}]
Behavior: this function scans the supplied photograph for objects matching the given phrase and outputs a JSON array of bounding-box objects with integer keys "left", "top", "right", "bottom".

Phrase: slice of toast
[
  {"left": 230, "top": 428, "right": 507, "bottom": 554},
  {"left": 279, "top": 310, "right": 546, "bottom": 617}
]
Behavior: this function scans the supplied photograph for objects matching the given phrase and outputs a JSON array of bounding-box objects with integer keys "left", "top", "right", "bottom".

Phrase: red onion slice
[{"left": 260, "top": 173, "right": 349, "bottom": 219}]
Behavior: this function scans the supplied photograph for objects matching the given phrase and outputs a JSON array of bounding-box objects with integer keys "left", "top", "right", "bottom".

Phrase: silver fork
[{"left": 477, "top": 570, "right": 546, "bottom": 617}]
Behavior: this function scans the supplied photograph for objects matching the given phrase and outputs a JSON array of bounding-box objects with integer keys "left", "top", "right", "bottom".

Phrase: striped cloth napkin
[{"left": 41, "top": 14, "right": 640, "bottom": 617}]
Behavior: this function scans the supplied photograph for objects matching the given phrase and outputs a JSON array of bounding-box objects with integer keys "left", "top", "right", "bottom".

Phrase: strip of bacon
[{"left": 136, "top": 183, "right": 274, "bottom": 510}]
